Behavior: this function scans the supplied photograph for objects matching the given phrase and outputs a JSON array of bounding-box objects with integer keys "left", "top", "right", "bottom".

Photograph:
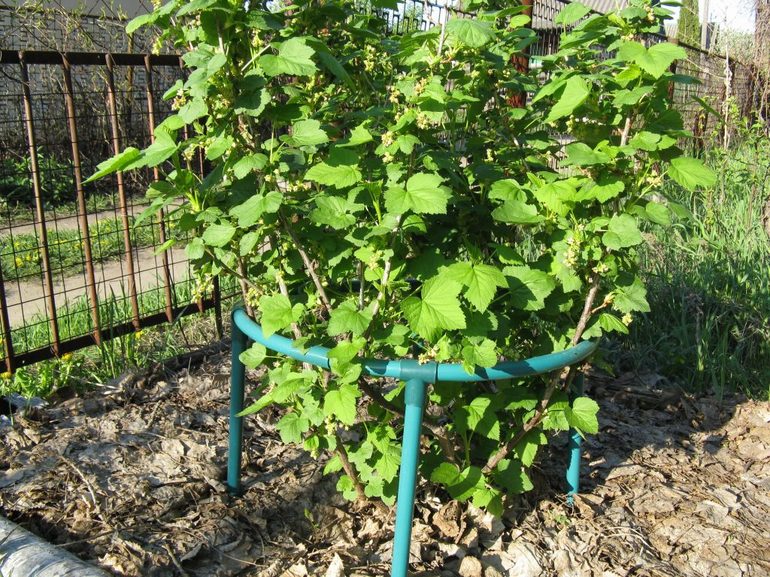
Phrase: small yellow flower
[
  {"left": 622, "top": 313, "right": 634, "bottom": 326},
  {"left": 14, "top": 257, "right": 23, "bottom": 268},
  {"left": 135, "top": 330, "right": 144, "bottom": 340},
  {"left": 61, "top": 353, "right": 74, "bottom": 362},
  {"left": 1, "top": 371, "right": 12, "bottom": 380}
]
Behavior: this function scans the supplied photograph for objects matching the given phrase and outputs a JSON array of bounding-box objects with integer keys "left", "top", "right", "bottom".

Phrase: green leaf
[
  {"left": 328, "top": 300, "right": 373, "bottom": 337},
  {"left": 142, "top": 128, "right": 179, "bottom": 167},
  {"left": 401, "top": 278, "right": 466, "bottom": 341},
  {"left": 259, "top": 294, "right": 295, "bottom": 337},
  {"left": 229, "top": 192, "right": 282, "bottom": 228},
  {"left": 323, "top": 383, "right": 361, "bottom": 426},
  {"left": 564, "top": 142, "right": 610, "bottom": 166},
  {"left": 260, "top": 37, "right": 317, "bottom": 77},
  {"left": 554, "top": 2, "right": 591, "bottom": 26},
  {"left": 276, "top": 412, "right": 310, "bottom": 444},
  {"left": 178, "top": 97, "right": 207, "bottom": 123},
  {"left": 457, "top": 396, "right": 500, "bottom": 440},
  {"left": 546, "top": 76, "right": 590, "bottom": 123},
  {"left": 291, "top": 119, "right": 329, "bottom": 147},
  {"left": 613, "top": 277, "right": 650, "bottom": 314},
  {"left": 644, "top": 201, "right": 671, "bottom": 226},
  {"left": 494, "top": 459, "right": 533, "bottom": 494},
  {"left": 445, "top": 262, "right": 507, "bottom": 312},
  {"left": 305, "top": 148, "right": 362, "bottom": 189},
  {"left": 202, "top": 223, "right": 235, "bottom": 248},
  {"left": 618, "top": 41, "right": 686, "bottom": 79},
  {"left": 461, "top": 338, "right": 498, "bottom": 369},
  {"left": 430, "top": 463, "right": 485, "bottom": 502},
  {"left": 472, "top": 486, "right": 503, "bottom": 516},
  {"left": 567, "top": 397, "right": 600, "bottom": 434},
  {"left": 384, "top": 172, "right": 451, "bottom": 215},
  {"left": 505, "top": 266, "right": 556, "bottom": 311},
  {"left": 374, "top": 444, "right": 401, "bottom": 482},
  {"left": 233, "top": 154, "right": 268, "bottom": 180},
  {"left": 338, "top": 123, "right": 373, "bottom": 147},
  {"left": 492, "top": 201, "right": 543, "bottom": 225},
  {"left": 514, "top": 430, "right": 547, "bottom": 467},
  {"left": 239, "top": 343, "right": 267, "bottom": 368},
  {"left": 85, "top": 147, "right": 141, "bottom": 183},
  {"left": 446, "top": 19, "right": 496, "bottom": 48},
  {"left": 310, "top": 196, "right": 361, "bottom": 229},
  {"left": 598, "top": 312, "right": 629, "bottom": 334},
  {"left": 602, "top": 213, "right": 643, "bottom": 250},
  {"left": 667, "top": 157, "right": 717, "bottom": 191}
]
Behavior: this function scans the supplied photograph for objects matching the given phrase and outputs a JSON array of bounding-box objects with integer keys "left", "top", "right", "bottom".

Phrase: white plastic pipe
[{"left": 0, "top": 516, "right": 110, "bottom": 577}]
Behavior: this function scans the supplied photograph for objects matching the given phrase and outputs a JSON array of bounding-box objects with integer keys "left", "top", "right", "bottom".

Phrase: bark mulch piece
[{"left": 1, "top": 356, "right": 768, "bottom": 577}]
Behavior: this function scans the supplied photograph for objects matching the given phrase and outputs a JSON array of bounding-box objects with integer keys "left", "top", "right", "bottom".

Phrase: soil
[{"left": 0, "top": 352, "right": 768, "bottom": 577}]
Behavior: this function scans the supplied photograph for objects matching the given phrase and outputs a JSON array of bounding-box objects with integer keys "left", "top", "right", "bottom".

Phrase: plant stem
[
  {"left": 369, "top": 215, "right": 402, "bottom": 320},
  {"left": 334, "top": 434, "right": 388, "bottom": 512},
  {"left": 276, "top": 271, "right": 303, "bottom": 340},
  {"left": 280, "top": 213, "right": 332, "bottom": 315},
  {"left": 483, "top": 271, "right": 602, "bottom": 474}
]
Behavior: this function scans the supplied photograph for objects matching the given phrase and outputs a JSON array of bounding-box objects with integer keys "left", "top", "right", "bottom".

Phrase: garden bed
[{"left": 0, "top": 353, "right": 768, "bottom": 577}]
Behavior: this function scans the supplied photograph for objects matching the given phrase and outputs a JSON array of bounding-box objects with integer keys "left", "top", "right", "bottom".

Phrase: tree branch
[{"left": 280, "top": 213, "right": 332, "bottom": 315}]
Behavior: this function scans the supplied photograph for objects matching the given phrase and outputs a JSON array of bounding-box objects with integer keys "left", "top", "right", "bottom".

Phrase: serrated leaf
[
  {"left": 229, "top": 191, "right": 283, "bottom": 228},
  {"left": 668, "top": 157, "right": 717, "bottom": 191},
  {"left": 328, "top": 300, "right": 372, "bottom": 337},
  {"left": 336, "top": 475, "right": 358, "bottom": 501},
  {"left": 385, "top": 172, "right": 451, "bottom": 215},
  {"left": 85, "top": 147, "right": 142, "bottom": 183},
  {"left": 338, "top": 123, "right": 373, "bottom": 147},
  {"left": 310, "top": 195, "right": 361, "bottom": 230},
  {"left": 239, "top": 343, "right": 267, "bottom": 368},
  {"left": 554, "top": 1, "right": 592, "bottom": 26},
  {"left": 602, "top": 213, "right": 643, "bottom": 250},
  {"left": 233, "top": 154, "right": 267, "bottom": 179},
  {"left": 613, "top": 277, "right": 650, "bottom": 314},
  {"left": 446, "top": 19, "right": 496, "bottom": 48},
  {"left": 291, "top": 119, "right": 329, "bottom": 147},
  {"left": 618, "top": 41, "right": 686, "bottom": 79},
  {"left": 492, "top": 200, "right": 543, "bottom": 225},
  {"left": 514, "top": 430, "right": 547, "bottom": 467},
  {"left": 494, "top": 459, "right": 533, "bottom": 494},
  {"left": 433, "top": 465, "right": 485, "bottom": 502},
  {"left": 323, "top": 383, "right": 361, "bottom": 426},
  {"left": 461, "top": 338, "right": 498, "bottom": 369},
  {"left": 599, "top": 312, "right": 629, "bottom": 334},
  {"left": 258, "top": 294, "right": 295, "bottom": 337},
  {"left": 567, "top": 396, "right": 600, "bottom": 434},
  {"left": 305, "top": 148, "right": 362, "bottom": 189},
  {"left": 546, "top": 76, "right": 590, "bottom": 123},
  {"left": 505, "top": 266, "right": 556, "bottom": 311},
  {"left": 178, "top": 97, "right": 208, "bottom": 123},
  {"left": 457, "top": 396, "right": 500, "bottom": 440},
  {"left": 401, "top": 278, "right": 466, "bottom": 341},
  {"left": 374, "top": 444, "right": 401, "bottom": 482},
  {"left": 276, "top": 412, "right": 310, "bottom": 444},
  {"left": 445, "top": 262, "right": 507, "bottom": 312},
  {"left": 202, "top": 223, "right": 235, "bottom": 247},
  {"left": 260, "top": 37, "right": 317, "bottom": 77},
  {"left": 564, "top": 142, "right": 610, "bottom": 166}
]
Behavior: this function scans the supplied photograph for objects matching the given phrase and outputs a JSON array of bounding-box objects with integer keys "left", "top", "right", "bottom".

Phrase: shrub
[{"left": 92, "top": 0, "right": 715, "bottom": 512}]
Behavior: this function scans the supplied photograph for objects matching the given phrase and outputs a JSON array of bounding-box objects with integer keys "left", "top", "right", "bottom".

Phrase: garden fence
[
  {"left": 0, "top": 0, "right": 765, "bottom": 373},
  {"left": 0, "top": 50, "right": 224, "bottom": 372}
]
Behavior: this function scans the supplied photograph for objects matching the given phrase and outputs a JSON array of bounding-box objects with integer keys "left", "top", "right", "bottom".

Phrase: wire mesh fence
[
  {"left": 0, "top": 0, "right": 765, "bottom": 373},
  {"left": 0, "top": 51, "right": 224, "bottom": 372}
]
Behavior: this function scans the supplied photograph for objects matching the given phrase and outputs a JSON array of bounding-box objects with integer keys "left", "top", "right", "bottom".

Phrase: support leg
[
  {"left": 227, "top": 321, "right": 249, "bottom": 495},
  {"left": 390, "top": 378, "right": 427, "bottom": 577},
  {"left": 566, "top": 372, "right": 585, "bottom": 504}
]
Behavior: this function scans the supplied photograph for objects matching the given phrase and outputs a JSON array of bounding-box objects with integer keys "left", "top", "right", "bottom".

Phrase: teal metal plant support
[{"left": 228, "top": 305, "right": 597, "bottom": 577}]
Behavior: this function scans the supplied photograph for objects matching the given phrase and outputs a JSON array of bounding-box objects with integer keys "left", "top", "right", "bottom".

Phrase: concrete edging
[{"left": 0, "top": 516, "right": 110, "bottom": 577}]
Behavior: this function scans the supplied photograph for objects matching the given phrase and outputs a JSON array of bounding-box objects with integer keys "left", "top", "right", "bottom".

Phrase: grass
[
  {"left": 0, "top": 215, "right": 161, "bottom": 282},
  {"left": 1, "top": 275, "right": 240, "bottom": 399},
  {"left": 625, "top": 125, "right": 770, "bottom": 400}
]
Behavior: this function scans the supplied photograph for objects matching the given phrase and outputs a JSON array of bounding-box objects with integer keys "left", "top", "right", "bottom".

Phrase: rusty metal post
[
  {"left": 0, "top": 260, "right": 16, "bottom": 374},
  {"left": 144, "top": 56, "right": 175, "bottom": 324},
  {"left": 508, "top": 0, "right": 534, "bottom": 108},
  {"left": 19, "top": 52, "right": 61, "bottom": 357},
  {"left": 62, "top": 55, "right": 103, "bottom": 346},
  {"left": 105, "top": 53, "right": 141, "bottom": 331},
  {"left": 213, "top": 275, "right": 223, "bottom": 338}
]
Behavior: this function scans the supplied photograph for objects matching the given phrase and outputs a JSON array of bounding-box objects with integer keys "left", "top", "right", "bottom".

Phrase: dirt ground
[{"left": 0, "top": 350, "right": 768, "bottom": 577}]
